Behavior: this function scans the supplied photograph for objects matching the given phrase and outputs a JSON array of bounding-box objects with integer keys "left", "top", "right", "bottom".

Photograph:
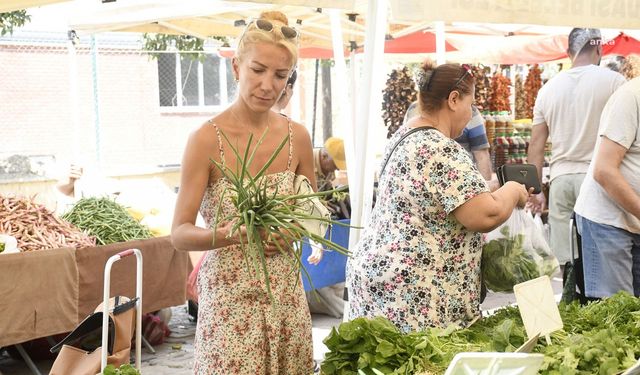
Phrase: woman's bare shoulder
[
  {"left": 280, "top": 116, "right": 310, "bottom": 139},
  {"left": 190, "top": 112, "right": 231, "bottom": 142}
]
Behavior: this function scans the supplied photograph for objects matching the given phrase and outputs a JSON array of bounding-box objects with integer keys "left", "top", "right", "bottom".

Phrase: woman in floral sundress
[
  {"left": 171, "top": 11, "right": 315, "bottom": 374},
  {"left": 347, "top": 61, "right": 530, "bottom": 333}
]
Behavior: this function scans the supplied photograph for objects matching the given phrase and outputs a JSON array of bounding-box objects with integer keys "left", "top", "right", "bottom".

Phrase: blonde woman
[{"left": 171, "top": 11, "right": 315, "bottom": 374}]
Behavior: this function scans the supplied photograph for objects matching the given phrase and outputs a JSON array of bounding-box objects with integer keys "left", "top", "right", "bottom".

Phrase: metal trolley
[{"left": 101, "top": 249, "right": 143, "bottom": 373}]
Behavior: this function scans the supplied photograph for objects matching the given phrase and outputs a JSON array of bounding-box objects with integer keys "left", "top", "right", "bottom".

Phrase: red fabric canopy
[
  {"left": 602, "top": 33, "right": 640, "bottom": 56},
  {"left": 383, "top": 30, "right": 457, "bottom": 54}
]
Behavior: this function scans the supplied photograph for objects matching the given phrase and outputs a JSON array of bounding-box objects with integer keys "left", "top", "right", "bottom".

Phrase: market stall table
[{"left": 0, "top": 236, "right": 188, "bottom": 348}]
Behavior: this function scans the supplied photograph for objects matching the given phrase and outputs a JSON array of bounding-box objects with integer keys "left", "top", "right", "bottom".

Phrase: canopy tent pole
[
  {"left": 435, "top": 20, "right": 446, "bottom": 65},
  {"left": 90, "top": 35, "right": 102, "bottom": 166},
  {"left": 348, "top": 0, "right": 388, "bottom": 251},
  {"left": 311, "top": 59, "right": 319, "bottom": 145},
  {"left": 348, "top": 49, "right": 358, "bottom": 190},
  {"left": 328, "top": 8, "right": 353, "bottom": 182},
  {"left": 67, "top": 31, "right": 80, "bottom": 162}
]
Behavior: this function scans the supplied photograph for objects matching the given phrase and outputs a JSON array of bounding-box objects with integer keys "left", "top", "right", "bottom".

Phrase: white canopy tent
[
  {"left": 64, "top": 0, "right": 388, "bottom": 250},
  {"left": 26, "top": 0, "right": 639, "bottom": 252},
  {"left": 389, "top": 0, "right": 640, "bottom": 30},
  {"left": 68, "top": 0, "right": 370, "bottom": 50},
  {"left": 0, "top": 0, "right": 71, "bottom": 13}
]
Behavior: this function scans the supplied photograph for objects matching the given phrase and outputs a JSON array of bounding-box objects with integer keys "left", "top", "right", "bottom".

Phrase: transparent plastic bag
[
  {"left": 482, "top": 209, "right": 559, "bottom": 292},
  {"left": 533, "top": 212, "right": 551, "bottom": 247}
]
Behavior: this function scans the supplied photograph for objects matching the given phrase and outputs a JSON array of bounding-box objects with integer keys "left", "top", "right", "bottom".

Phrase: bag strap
[
  {"left": 50, "top": 312, "right": 115, "bottom": 354},
  {"left": 379, "top": 126, "right": 436, "bottom": 178}
]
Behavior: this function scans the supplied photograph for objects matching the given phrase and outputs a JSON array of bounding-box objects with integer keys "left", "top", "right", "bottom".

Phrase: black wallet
[{"left": 497, "top": 163, "right": 542, "bottom": 194}]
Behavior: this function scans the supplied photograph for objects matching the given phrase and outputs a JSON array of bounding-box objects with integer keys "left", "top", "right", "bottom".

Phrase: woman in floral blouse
[{"left": 347, "top": 61, "right": 529, "bottom": 332}]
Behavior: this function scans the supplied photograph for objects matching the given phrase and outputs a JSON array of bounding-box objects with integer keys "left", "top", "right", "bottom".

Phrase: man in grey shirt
[
  {"left": 574, "top": 77, "right": 640, "bottom": 298},
  {"left": 527, "top": 28, "right": 626, "bottom": 265}
]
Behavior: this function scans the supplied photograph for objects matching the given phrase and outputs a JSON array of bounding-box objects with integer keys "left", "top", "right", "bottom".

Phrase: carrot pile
[{"left": 0, "top": 195, "right": 95, "bottom": 252}]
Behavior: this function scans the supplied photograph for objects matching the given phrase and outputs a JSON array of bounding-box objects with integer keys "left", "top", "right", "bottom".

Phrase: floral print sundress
[
  {"left": 347, "top": 126, "right": 489, "bottom": 333},
  {"left": 193, "top": 120, "right": 313, "bottom": 374}
]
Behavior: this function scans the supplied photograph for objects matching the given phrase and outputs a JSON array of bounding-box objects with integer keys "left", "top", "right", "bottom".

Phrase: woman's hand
[
  {"left": 505, "top": 181, "right": 531, "bottom": 208},
  {"left": 307, "top": 239, "right": 324, "bottom": 265},
  {"left": 260, "top": 227, "right": 302, "bottom": 256},
  {"left": 216, "top": 220, "right": 247, "bottom": 248},
  {"left": 526, "top": 192, "right": 546, "bottom": 213}
]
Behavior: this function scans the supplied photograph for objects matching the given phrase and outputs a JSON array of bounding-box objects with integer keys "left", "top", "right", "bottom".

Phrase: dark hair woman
[{"left": 347, "top": 61, "right": 530, "bottom": 333}]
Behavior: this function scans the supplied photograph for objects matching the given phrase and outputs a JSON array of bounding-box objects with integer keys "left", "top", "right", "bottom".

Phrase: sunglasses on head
[
  {"left": 450, "top": 64, "right": 472, "bottom": 92},
  {"left": 248, "top": 19, "right": 298, "bottom": 40}
]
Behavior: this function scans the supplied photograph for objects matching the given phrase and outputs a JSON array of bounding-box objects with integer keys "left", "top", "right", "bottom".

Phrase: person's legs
[
  {"left": 576, "top": 214, "right": 634, "bottom": 298},
  {"left": 548, "top": 174, "right": 584, "bottom": 264}
]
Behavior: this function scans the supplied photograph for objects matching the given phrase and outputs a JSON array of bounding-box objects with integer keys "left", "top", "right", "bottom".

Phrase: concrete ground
[{"left": 0, "top": 272, "right": 563, "bottom": 375}]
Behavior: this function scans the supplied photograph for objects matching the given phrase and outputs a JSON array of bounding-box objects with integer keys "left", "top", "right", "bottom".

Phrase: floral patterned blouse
[{"left": 347, "top": 126, "right": 489, "bottom": 333}]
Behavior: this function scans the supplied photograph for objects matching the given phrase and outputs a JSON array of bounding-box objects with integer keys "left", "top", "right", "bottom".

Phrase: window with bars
[{"left": 157, "top": 53, "right": 236, "bottom": 110}]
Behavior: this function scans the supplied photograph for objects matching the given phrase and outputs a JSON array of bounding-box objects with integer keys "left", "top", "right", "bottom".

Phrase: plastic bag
[
  {"left": 482, "top": 209, "right": 559, "bottom": 292},
  {"left": 532, "top": 212, "right": 550, "bottom": 247}
]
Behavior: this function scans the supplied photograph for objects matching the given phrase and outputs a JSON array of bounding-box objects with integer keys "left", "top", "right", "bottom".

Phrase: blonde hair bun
[{"left": 259, "top": 11, "right": 289, "bottom": 26}]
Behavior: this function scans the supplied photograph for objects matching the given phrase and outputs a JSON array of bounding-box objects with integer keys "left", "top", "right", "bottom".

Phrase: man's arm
[
  {"left": 527, "top": 123, "right": 549, "bottom": 186},
  {"left": 56, "top": 164, "right": 83, "bottom": 197},
  {"left": 472, "top": 148, "right": 493, "bottom": 180},
  {"left": 526, "top": 123, "right": 549, "bottom": 212},
  {"left": 593, "top": 136, "right": 640, "bottom": 219}
]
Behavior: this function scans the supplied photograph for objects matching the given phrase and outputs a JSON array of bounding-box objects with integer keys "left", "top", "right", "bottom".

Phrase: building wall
[
  {"left": 0, "top": 39, "right": 211, "bottom": 176},
  {"left": 0, "top": 33, "right": 338, "bottom": 208}
]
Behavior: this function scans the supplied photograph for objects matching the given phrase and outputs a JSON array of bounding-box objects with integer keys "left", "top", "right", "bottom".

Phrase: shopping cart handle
[{"left": 117, "top": 249, "right": 135, "bottom": 258}]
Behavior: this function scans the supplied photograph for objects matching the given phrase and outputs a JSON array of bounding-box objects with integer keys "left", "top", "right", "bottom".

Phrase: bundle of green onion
[{"left": 211, "top": 130, "right": 351, "bottom": 301}]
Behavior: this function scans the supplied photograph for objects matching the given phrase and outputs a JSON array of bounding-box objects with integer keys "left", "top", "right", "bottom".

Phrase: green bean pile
[{"left": 62, "top": 197, "right": 153, "bottom": 246}]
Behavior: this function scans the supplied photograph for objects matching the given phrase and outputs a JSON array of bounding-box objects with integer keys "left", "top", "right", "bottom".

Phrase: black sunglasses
[{"left": 251, "top": 19, "right": 298, "bottom": 40}]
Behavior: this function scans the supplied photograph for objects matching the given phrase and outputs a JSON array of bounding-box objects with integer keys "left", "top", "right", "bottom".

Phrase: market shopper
[
  {"left": 404, "top": 102, "right": 498, "bottom": 190},
  {"left": 314, "top": 137, "right": 346, "bottom": 191},
  {"left": 171, "top": 11, "right": 315, "bottom": 374},
  {"left": 574, "top": 77, "right": 640, "bottom": 298},
  {"left": 527, "top": 28, "right": 626, "bottom": 266},
  {"left": 347, "top": 61, "right": 530, "bottom": 332},
  {"left": 273, "top": 69, "right": 297, "bottom": 113},
  {"left": 304, "top": 137, "right": 349, "bottom": 318}
]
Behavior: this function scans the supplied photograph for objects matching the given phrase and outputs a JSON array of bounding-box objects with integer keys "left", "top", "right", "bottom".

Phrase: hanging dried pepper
[
  {"left": 515, "top": 74, "right": 527, "bottom": 119},
  {"left": 489, "top": 72, "right": 512, "bottom": 112},
  {"left": 524, "top": 65, "right": 542, "bottom": 119},
  {"left": 381, "top": 66, "right": 417, "bottom": 139}
]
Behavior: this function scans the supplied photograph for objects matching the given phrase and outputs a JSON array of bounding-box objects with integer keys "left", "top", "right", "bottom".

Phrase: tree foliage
[
  {"left": 142, "top": 33, "right": 228, "bottom": 62},
  {"left": 0, "top": 10, "right": 31, "bottom": 36}
]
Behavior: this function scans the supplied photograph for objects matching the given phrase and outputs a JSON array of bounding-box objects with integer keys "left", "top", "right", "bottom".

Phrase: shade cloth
[{"left": 0, "top": 236, "right": 188, "bottom": 348}]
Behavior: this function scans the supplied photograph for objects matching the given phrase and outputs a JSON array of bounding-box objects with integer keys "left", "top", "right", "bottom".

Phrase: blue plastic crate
[{"left": 301, "top": 219, "right": 350, "bottom": 291}]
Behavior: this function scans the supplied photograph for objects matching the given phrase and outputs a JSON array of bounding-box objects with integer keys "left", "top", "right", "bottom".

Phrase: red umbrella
[
  {"left": 383, "top": 30, "right": 457, "bottom": 54},
  {"left": 602, "top": 33, "right": 640, "bottom": 56}
]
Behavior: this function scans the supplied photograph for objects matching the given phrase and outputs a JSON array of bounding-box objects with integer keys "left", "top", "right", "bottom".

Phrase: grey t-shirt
[
  {"left": 533, "top": 65, "right": 626, "bottom": 181},
  {"left": 575, "top": 77, "right": 640, "bottom": 233}
]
